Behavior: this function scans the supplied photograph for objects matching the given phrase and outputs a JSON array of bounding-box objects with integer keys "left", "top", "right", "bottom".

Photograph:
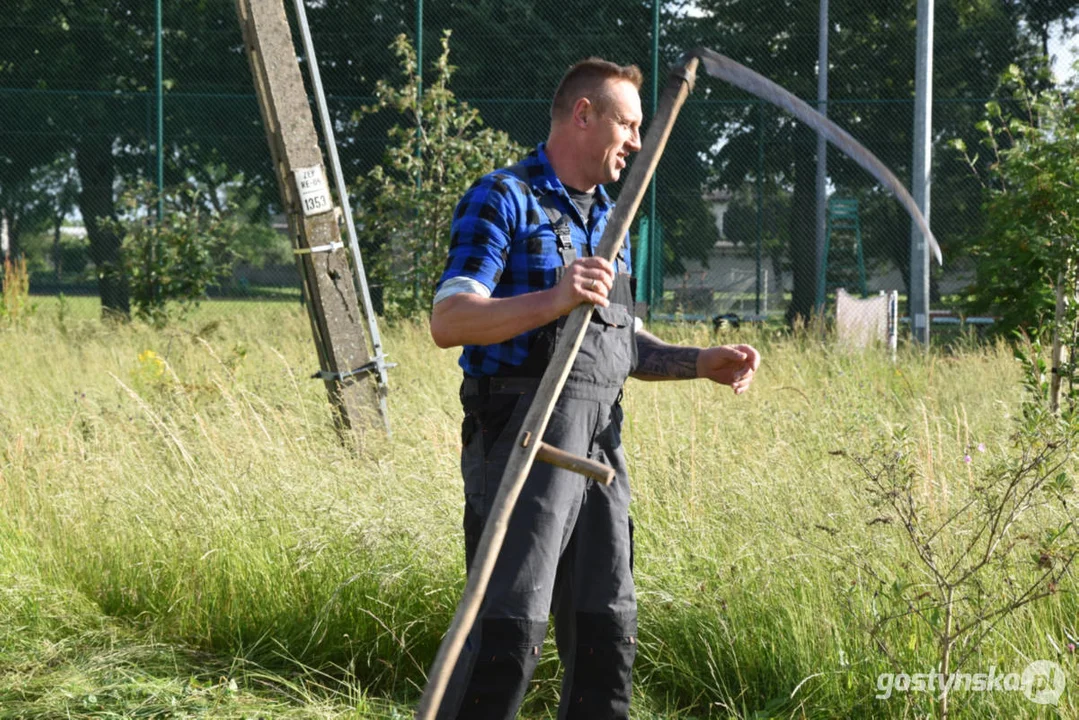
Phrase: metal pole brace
[
  {"left": 311, "top": 354, "right": 397, "bottom": 383},
  {"left": 294, "top": 240, "right": 344, "bottom": 255}
]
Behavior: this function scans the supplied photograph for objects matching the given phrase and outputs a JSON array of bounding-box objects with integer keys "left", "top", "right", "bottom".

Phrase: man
[{"left": 430, "top": 57, "right": 760, "bottom": 719}]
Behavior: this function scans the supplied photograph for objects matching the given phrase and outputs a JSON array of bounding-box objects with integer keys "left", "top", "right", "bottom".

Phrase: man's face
[{"left": 583, "top": 78, "right": 643, "bottom": 186}]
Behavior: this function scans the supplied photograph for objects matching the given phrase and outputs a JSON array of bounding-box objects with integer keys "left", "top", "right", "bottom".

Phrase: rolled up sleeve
[{"left": 436, "top": 178, "right": 516, "bottom": 299}]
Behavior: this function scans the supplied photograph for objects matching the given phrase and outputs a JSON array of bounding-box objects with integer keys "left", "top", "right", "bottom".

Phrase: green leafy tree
[
  {"left": 1, "top": 1, "right": 158, "bottom": 316},
  {"left": 958, "top": 67, "right": 1079, "bottom": 333},
  {"left": 1012, "top": 0, "right": 1079, "bottom": 56},
  {"left": 353, "top": 31, "right": 525, "bottom": 319},
  {"left": 20, "top": 155, "right": 82, "bottom": 280}
]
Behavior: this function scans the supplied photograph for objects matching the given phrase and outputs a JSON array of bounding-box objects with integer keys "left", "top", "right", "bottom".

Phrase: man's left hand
[{"left": 697, "top": 344, "right": 761, "bottom": 395}]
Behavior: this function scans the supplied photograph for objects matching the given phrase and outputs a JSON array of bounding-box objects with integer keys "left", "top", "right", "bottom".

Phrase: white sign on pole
[{"left": 293, "top": 165, "right": 333, "bottom": 217}]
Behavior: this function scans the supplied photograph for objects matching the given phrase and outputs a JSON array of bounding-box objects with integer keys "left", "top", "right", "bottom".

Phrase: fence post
[
  {"left": 756, "top": 101, "right": 764, "bottom": 317},
  {"left": 413, "top": 0, "right": 423, "bottom": 305},
  {"left": 651, "top": 218, "right": 663, "bottom": 310},
  {"left": 646, "top": 0, "right": 660, "bottom": 320},
  {"left": 635, "top": 215, "right": 650, "bottom": 309},
  {"left": 145, "top": 93, "right": 153, "bottom": 183},
  {"left": 155, "top": 0, "right": 164, "bottom": 221},
  {"left": 814, "top": 0, "right": 829, "bottom": 314},
  {"left": 763, "top": 269, "right": 769, "bottom": 316},
  {"left": 910, "top": 0, "right": 934, "bottom": 345},
  {"left": 415, "top": 0, "right": 423, "bottom": 101}
]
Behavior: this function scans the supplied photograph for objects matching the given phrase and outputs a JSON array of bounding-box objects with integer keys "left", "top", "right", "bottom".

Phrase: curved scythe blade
[{"left": 691, "top": 47, "right": 942, "bottom": 265}]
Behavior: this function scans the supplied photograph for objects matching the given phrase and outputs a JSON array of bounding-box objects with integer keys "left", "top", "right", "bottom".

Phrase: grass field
[{"left": 1, "top": 296, "right": 1075, "bottom": 718}]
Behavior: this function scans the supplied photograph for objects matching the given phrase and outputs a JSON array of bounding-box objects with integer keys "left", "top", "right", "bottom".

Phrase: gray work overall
[{"left": 439, "top": 188, "right": 639, "bottom": 719}]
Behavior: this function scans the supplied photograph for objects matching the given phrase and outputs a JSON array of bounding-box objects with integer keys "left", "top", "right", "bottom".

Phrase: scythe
[{"left": 416, "top": 48, "right": 942, "bottom": 720}]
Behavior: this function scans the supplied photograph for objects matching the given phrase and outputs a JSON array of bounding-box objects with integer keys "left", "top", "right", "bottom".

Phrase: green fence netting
[{"left": 1, "top": 0, "right": 1074, "bottom": 329}]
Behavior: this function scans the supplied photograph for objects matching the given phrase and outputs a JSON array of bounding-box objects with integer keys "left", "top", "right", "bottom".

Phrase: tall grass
[
  {"left": 0, "top": 298, "right": 1073, "bottom": 718},
  {"left": 1, "top": 255, "right": 32, "bottom": 323}
]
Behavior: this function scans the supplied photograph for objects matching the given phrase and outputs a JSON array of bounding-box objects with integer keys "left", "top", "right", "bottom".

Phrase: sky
[{"left": 1048, "top": 19, "right": 1078, "bottom": 83}]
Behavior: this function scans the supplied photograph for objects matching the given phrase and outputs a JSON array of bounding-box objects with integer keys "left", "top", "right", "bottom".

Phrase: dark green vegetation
[
  {"left": 2, "top": 1, "right": 1077, "bottom": 323},
  {"left": 956, "top": 67, "right": 1079, "bottom": 334}
]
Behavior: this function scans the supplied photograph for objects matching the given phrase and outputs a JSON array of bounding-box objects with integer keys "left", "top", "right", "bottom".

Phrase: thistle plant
[{"left": 841, "top": 378, "right": 1076, "bottom": 718}]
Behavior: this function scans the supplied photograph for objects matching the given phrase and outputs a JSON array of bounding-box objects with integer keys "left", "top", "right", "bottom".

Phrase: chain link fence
[{"left": 1, "top": 1, "right": 1074, "bottom": 330}]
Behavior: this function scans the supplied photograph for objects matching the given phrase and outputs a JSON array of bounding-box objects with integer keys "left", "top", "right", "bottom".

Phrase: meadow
[{"left": 1, "top": 296, "right": 1074, "bottom": 718}]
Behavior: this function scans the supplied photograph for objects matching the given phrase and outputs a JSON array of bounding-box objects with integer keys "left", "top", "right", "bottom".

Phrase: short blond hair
[{"left": 550, "top": 57, "right": 643, "bottom": 120}]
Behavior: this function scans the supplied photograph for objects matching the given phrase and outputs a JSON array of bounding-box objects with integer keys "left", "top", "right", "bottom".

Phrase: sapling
[
  {"left": 351, "top": 31, "right": 524, "bottom": 320},
  {"left": 838, "top": 68, "right": 1079, "bottom": 719}
]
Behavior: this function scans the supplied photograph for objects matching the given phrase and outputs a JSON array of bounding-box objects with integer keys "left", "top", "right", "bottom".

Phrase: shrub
[{"left": 104, "top": 182, "right": 240, "bottom": 325}]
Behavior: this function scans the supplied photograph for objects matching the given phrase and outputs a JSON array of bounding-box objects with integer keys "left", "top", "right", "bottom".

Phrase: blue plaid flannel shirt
[{"left": 435, "top": 143, "right": 632, "bottom": 378}]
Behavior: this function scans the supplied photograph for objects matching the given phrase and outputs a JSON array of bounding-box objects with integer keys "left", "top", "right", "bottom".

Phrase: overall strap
[{"left": 503, "top": 163, "right": 577, "bottom": 268}]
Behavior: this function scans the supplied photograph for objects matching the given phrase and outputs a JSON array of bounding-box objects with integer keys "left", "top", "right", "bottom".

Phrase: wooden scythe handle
[{"left": 415, "top": 56, "right": 700, "bottom": 720}]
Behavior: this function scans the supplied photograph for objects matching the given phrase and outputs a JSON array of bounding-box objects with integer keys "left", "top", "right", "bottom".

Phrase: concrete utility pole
[
  {"left": 236, "top": 0, "right": 382, "bottom": 438},
  {"left": 291, "top": 0, "right": 393, "bottom": 433},
  {"left": 910, "top": 0, "right": 934, "bottom": 345}
]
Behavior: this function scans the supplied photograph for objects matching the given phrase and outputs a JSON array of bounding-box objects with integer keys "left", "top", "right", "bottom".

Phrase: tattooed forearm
[{"left": 632, "top": 330, "right": 700, "bottom": 381}]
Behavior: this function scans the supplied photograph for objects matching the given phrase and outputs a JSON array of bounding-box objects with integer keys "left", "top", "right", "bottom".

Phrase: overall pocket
[{"left": 572, "top": 303, "right": 635, "bottom": 385}]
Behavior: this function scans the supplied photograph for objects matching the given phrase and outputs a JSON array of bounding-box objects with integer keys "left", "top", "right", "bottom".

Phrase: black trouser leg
[
  {"left": 449, "top": 381, "right": 636, "bottom": 719},
  {"left": 444, "top": 392, "right": 593, "bottom": 719},
  {"left": 557, "top": 611, "right": 637, "bottom": 720},
  {"left": 554, "top": 399, "right": 638, "bottom": 720},
  {"left": 448, "top": 618, "right": 548, "bottom": 720}
]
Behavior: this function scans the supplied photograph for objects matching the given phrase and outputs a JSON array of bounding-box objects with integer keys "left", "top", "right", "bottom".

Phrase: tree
[
  {"left": 691, "top": 0, "right": 1039, "bottom": 324},
  {"left": 958, "top": 67, "right": 1079, "bottom": 333},
  {"left": 104, "top": 181, "right": 242, "bottom": 324},
  {"left": 1, "top": 1, "right": 158, "bottom": 315},
  {"left": 1012, "top": 0, "right": 1079, "bottom": 56},
  {"left": 0, "top": 1, "right": 269, "bottom": 316},
  {"left": 0, "top": 73, "right": 68, "bottom": 262},
  {"left": 27, "top": 155, "right": 80, "bottom": 280}
]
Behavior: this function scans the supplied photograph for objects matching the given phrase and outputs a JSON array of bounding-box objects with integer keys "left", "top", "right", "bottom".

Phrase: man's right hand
[{"left": 551, "top": 257, "right": 615, "bottom": 314}]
